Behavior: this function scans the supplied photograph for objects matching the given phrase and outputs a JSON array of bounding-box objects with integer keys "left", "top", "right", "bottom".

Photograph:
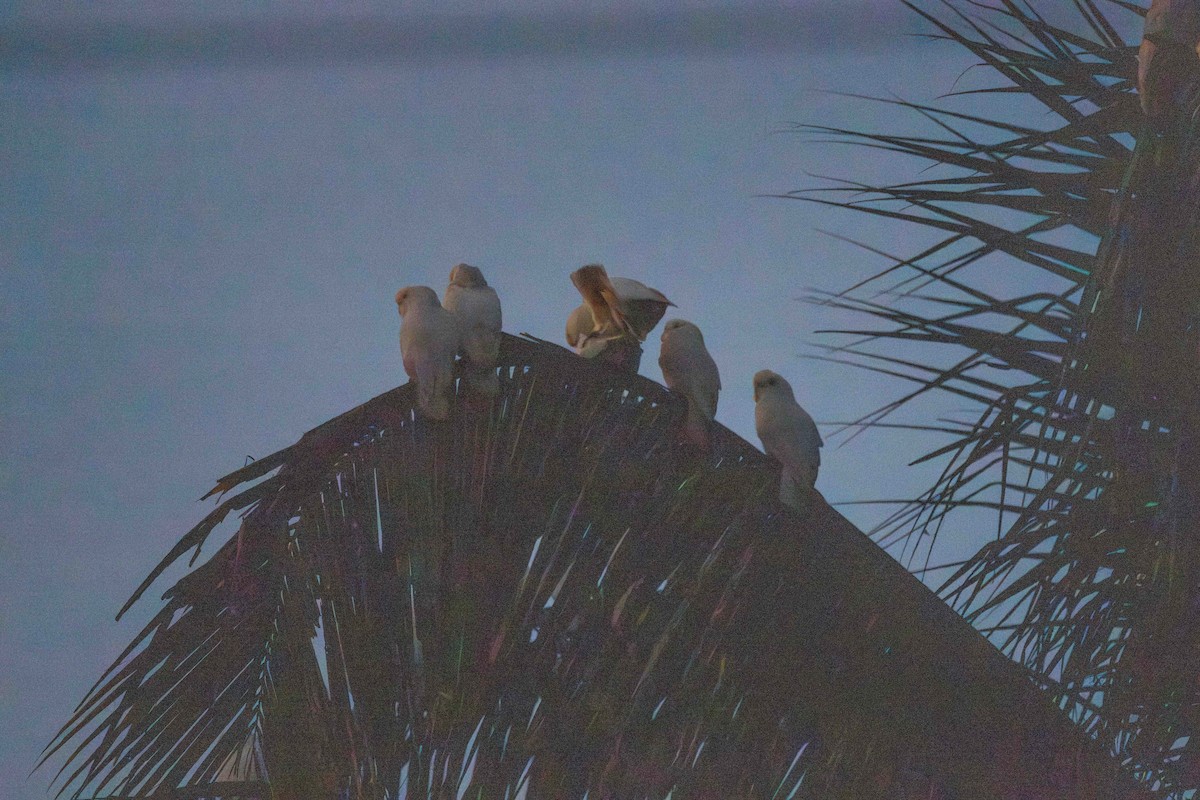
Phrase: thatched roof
[{"left": 46, "top": 334, "right": 1149, "bottom": 799}]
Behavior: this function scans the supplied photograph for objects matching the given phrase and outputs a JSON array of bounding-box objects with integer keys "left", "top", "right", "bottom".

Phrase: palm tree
[
  {"left": 36, "top": 2, "right": 1175, "bottom": 797},
  {"left": 795, "top": 0, "right": 1200, "bottom": 793},
  {"left": 38, "top": 335, "right": 1145, "bottom": 799}
]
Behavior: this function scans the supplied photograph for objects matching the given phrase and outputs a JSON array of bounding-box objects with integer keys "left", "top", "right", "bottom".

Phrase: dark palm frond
[
  {"left": 40, "top": 335, "right": 1146, "bottom": 799},
  {"left": 40, "top": 531, "right": 279, "bottom": 796},
  {"left": 801, "top": 0, "right": 1200, "bottom": 794}
]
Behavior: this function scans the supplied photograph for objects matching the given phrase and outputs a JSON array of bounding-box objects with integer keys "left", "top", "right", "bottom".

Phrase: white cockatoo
[
  {"left": 567, "top": 265, "right": 673, "bottom": 353},
  {"left": 753, "top": 370, "right": 823, "bottom": 512},
  {"left": 1139, "top": 0, "right": 1200, "bottom": 125},
  {"left": 443, "top": 263, "right": 502, "bottom": 399},
  {"left": 658, "top": 319, "right": 721, "bottom": 449},
  {"left": 396, "top": 285, "right": 460, "bottom": 421}
]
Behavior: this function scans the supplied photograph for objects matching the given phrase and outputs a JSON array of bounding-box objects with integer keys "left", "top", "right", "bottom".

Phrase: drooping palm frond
[
  {"left": 798, "top": 0, "right": 1200, "bottom": 793},
  {"left": 40, "top": 335, "right": 1145, "bottom": 799}
]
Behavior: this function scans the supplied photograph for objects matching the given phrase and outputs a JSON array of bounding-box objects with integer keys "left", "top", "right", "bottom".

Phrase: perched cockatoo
[
  {"left": 443, "top": 263, "right": 502, "bottom": 399},
  {"left": 566, "top": 265, "right": 673, "bottom": 370},
  {"left": 568, "top": 265, "right": 673, "bottom": 345},
  {"left": 1139, "top": 0, "right": 1200, "bottom": 125},
  {"left": 753, "top": 370, "right": 823, "bottom": 512},
  {"left": 396, "top": 285, "right": 460, "bottom": 421},
  {"left": 658, "top": 319, "right": 721, "bottom": 449}
]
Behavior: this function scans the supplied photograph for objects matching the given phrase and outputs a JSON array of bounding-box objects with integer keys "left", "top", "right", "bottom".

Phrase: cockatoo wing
[
  {"left": 565, "top": 304, "right": 595, "bottom": 349},
  {"left": 658, "top": 333, "right": 720, "bottom": 421},
  {"left": 445, "top": 284, "right": 502, "bottom": 368},
  {"left": 565, "top": 302, "right": 615, "bottom": 359},
  {"left": 756, "top": 397, "right": 822, "bottom": 484},
  {"left": 694, "top": 369, "right": 720, "bottom": 421},
  {"left": 400, "top": 303, "right": 460, "bottom": 421},
  {"left": 610, "top": 277, "right": 672, "bottom": 306},
  {"left": 610, "top": 277, "right": 674, "bottom": 340},
  {"left": 570, "top": 266, "right": 674, "bottom": 343},
  {"left": 571, "top": 265, "right": 636, "bottom": 340},
  {"left": 659, "top": 321, "right": 720, "bottom": 449}
]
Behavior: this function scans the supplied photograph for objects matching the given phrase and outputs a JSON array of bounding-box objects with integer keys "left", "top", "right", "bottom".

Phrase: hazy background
[{"left": 0, "top": 2, "right": 995, "bottom": 796}]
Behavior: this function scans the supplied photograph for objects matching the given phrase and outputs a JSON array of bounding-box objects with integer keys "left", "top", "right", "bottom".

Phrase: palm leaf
[
  {"left": 801, "top": 0, "right": 1200, "bottom": 793},
  {"left": 40, "top": 336, "right": 1144, "bottom": 799}
]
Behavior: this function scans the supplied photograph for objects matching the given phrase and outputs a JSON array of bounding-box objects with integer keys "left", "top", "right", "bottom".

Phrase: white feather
[
  {"left": 565, "top": 304, "right": 594, "bottom": 350},
  {"left": 397, "top": 285, "right": 460, "bottom": 421},
  {"left": 444, "top": 264, "right": 502, "bottom": 369},
  {"left": 566, "top": 267, "right": 672, "bottom": 356},
  {"left": 609, "top": 277, "right": 671, "bottom": 306},
  {"left": 753, "top": 370, "right": 822, "bottom": 510},
  {"left": 659, "top": 319, "right": 721, "bottom": 446}
]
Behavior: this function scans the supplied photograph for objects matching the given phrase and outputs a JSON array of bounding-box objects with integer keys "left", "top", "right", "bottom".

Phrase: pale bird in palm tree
[
  {"left": 444, "top": 263, "right": 502, "bottom": 400},
  {"left": 566, "top": 265, "right": 673, "bottom": 364},
  {"left": 658, "top": 318, "right": 721, "bottom": 449},
  {"left": 753, "top": 370, "right": 822, "bottom": 512},
  {"left": 396, "top": 285, "right": 459, "bottom": 421}
]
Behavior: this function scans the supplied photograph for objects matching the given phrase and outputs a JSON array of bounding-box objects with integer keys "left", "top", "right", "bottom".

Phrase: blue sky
[{"left": 0, "top": 2, "right": 1033, "bottom": 796}]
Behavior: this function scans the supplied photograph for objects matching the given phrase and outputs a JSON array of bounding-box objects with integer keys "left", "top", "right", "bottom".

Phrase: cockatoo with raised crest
[
  {"left": 396, "top": 285, "right": 459, "bottom": 421},
  {"left": 443, "top": 263, "right": 502, "bottom": 400},
  {"left": 754, "top": 370, "right": 823, "bottom": 512},
  {"left": 658, "top": 319, "right": 721, "bottom": 449},
  {"left": 566, "top": 264, "right": 673, "bottom": 370}
]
